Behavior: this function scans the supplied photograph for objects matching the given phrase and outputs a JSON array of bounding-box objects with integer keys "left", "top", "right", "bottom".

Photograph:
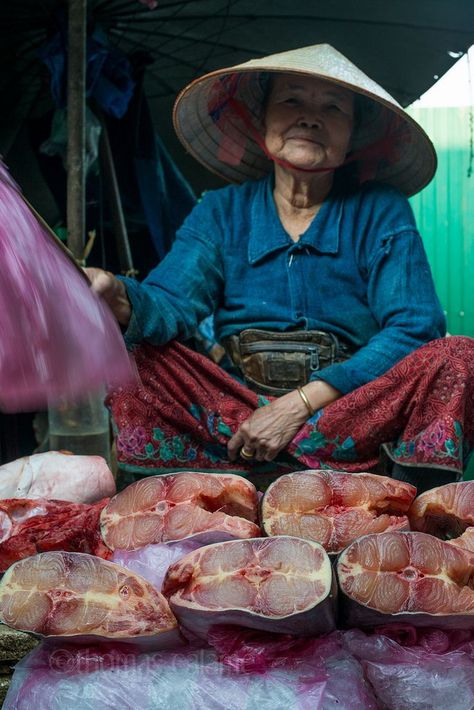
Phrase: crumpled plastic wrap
[
  {"left": 207, "top": 626, "right": 378, "bottom": 709},
  {"left": 344, "top": 627, "right": 474, "bottom": 710},
  {"left": 0, "top": 158, "right": 134, "bottom": 411},
  {"left": 112, "top": 540, "right": 203, "bottom": 591},
  {"left": 3, "top": 631, "right": 377, "bottom": 710}
]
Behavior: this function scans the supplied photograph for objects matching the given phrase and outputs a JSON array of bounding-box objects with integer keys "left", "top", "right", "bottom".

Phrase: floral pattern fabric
[{"left": 108, "top": 337, "right": 474, "bottom": 487}]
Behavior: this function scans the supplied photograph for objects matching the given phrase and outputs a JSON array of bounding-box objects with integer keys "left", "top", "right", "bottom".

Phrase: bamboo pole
[{"left": 66, "top": 0, "right": 86, "bottom": 260}]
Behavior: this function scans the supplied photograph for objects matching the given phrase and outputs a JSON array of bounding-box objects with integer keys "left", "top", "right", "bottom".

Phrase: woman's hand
[
  {"left": 84, "top": 267, "right": 132, "bottom": 327},
  {"left": 228, "top": 380, "right": 341, "bottom": 462}
]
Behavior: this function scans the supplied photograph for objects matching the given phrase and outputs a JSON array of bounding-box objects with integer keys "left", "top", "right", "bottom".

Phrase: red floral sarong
[{"left": 108, "top": 336, "right": 474, "bottom": 488}]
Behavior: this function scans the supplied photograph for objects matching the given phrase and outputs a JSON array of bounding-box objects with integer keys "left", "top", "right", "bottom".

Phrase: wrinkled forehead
[{"left": 269, "top": 73, "right": 355, "bottom": 104}]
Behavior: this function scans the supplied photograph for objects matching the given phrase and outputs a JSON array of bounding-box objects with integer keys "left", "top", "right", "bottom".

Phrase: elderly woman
[{"left": 88, "top": 44, "right": 474, "bottom": 492}]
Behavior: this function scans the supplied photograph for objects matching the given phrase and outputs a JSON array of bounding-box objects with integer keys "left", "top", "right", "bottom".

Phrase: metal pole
[{"left": 66, "top": 0, "right": 86, "bottom": 260}]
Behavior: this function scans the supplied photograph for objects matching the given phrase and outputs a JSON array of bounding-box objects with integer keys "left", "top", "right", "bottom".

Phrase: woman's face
[{"left": 263, "top": 74, "right": 354, "bottom": 171}]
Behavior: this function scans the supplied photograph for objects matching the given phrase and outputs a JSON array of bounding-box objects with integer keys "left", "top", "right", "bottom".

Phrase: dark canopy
[
  {"left": 1, "top": 0, "right": 473, "bottom": 130},
  {"left": 0, "top": 0, "right": 473, "bottom": 190}
]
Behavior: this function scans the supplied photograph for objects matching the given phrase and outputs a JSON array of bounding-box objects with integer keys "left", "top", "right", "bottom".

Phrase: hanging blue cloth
[
  {"left": 134, "top": 132, "right": 197, "bottom": 261},
  {"left": 38, "top": 14, "right": 196, "bottom": 267},
  {"left": 38, "top": 19, "right": 135, "bottom": 119},
  {"left": 104, "top": 60, "right": 197, "bottom": 262}
]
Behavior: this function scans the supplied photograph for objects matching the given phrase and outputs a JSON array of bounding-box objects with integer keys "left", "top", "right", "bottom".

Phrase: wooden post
[
  {"left": 66, "top": 0, "right": 86, "bottom": 260},
  {"left": 50, "top": 0, "right": 111, "bottom": 462}
]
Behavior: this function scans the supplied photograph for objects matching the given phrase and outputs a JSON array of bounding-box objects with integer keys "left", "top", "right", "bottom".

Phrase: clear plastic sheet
[
  {"left": 112, "top": 540, "right": 204, "bottom": 591},
  {"left": 344, "top": 627, "right": 474, "bottom": 710},
  {"left": 208, "top": 626, "right": 378, "bottom": 709},
  {"left": 0, "top": 159, "right": 134, "bottom": 411},
  {"left": 7, "top": 620, "right": 473, "bottom": 709},
  {"left": 3, "top": 631, "right": 377, "bottom": 710}
]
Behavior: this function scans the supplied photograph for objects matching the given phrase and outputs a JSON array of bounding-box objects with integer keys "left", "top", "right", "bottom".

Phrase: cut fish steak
[
  {"left": 337, "top": 531, "right": 474, "bottom": 628},
  {"left": 0, "top": 551, "right": 181, "bottom": 650},
  {"left": 0, "top": 498, "right": 112, "bottom": 572},
  {"left": 447, "top": 527, "right": 474, "bottom": 553},
  {"left": 100, "top": 472, "right": 261, "bottom": 551},
  {"left": 409, "top": 481, "right": 474, "bottom": 540},
  {"left": 261, "top": 470, "right": 416, "bottom": 554},
  {"left": 161, "top": 536, "right": 336, "bottom": 638},
  {"left": 0, "top": 452, "right": 116, "bottom": 503}
]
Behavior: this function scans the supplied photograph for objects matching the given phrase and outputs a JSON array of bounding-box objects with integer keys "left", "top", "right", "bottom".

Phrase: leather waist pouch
[{"left": 223, "top": 329, "right": 353, "bottom": 396}]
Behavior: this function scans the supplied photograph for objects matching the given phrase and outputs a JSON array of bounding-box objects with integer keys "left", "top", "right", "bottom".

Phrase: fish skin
[{"left": 0, "top": 452, "right": 116, "bottom": 503}]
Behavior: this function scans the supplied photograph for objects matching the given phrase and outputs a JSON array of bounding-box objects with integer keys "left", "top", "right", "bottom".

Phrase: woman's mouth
[{"left": 286, "top": 134, "right": 322, "bottom": 145}]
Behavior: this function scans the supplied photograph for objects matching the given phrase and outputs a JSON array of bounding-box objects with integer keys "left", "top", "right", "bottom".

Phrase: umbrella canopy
[{"left": 0, "top": 0, "right": 473, "bottom": 178}]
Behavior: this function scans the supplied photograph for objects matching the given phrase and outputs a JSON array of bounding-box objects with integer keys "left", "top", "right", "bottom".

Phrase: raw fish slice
[
  {"left": 409, "top": 481, "right": 474, "bottom": 540},
  {"left": 447, "top": 527, "right": 474, "bottom": 553},
  {"left": 164, "top": 504, "right": 260, "bottom": 543},
  {"left": 0, "top": 498, "right": 111, "bottom": 572},
  {"left": 101, "top": 472, "right": 260, "bottom": 550},
  {"left": 262, "top": 471, "right": 415, "bottom": 553},
  {"left": 0, "top": 551, "right": 181, "bottom": 650},
  {"left": 0, "top": 452, "right": 116, "bottom": 503},
  {"left": 338, "top": 531, "right": 474, "bottom": 628},
  {"left": 162, "top": 536, "right": 336, "bottom": 638}
]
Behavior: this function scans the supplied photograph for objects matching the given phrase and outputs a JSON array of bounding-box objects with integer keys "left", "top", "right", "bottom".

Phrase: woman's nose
[{"left": 298, "top": 114, "right": 321, "bottom": 129}]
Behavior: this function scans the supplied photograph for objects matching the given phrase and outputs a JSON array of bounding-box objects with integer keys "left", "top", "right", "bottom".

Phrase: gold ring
[{"left": 240, "top": 447, "right": 254, "bottom": 460}]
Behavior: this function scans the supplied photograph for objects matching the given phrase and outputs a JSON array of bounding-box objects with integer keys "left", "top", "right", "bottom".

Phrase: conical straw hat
[{"left": 173, "top": 43, "right": 436, "bottom": 196}]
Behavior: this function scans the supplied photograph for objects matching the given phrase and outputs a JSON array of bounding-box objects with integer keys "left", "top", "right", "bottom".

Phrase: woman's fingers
[
  {"left": 254, "top": 447, "right": 271, "bottom": 462},
  {"left": 228, "top": 428, "right": 268, "bottom": 462},
  {"left": 227, "top": 391, "right": 312, "bottom": 464},
  {"left": 227, "top": 429, "right": 245, "bottom": 461},
  {"left": 228, "top": 427, "right": 284, "bottom": 463},
  {"left": 83, "top": 267, "right": 115, "bottom": 294},
  {"left": 83, "top": 267, "right": 132, "bottom": 327}
]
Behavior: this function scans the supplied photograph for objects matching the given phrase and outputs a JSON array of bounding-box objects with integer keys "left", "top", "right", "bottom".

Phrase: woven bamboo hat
[{"left": 173, "top": 43, "right": 436, "bottom": 196}]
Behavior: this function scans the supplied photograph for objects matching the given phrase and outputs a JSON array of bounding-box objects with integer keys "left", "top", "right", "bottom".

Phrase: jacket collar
[{"left": 247, "top": 176, "right": 342, "bottom": 264}]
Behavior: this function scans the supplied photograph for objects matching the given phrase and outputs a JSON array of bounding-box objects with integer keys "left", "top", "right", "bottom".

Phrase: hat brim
[{"left": 173, "top": 45, "right": 436, "bottom": 196}]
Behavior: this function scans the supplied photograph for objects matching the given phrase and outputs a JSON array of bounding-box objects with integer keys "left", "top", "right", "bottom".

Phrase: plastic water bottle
[{"left": 48, "top": 389, "right": 110, "bottom": 463}]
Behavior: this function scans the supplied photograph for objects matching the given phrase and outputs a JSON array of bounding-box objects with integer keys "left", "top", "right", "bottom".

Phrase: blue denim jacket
[{"left": 121, "top": 175, "right": 446, "bottom": 394}]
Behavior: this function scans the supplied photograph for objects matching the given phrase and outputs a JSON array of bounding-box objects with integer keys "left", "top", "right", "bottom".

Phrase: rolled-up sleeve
[{"left": 118, "top": 198, "right": 224, "bottom": 348}]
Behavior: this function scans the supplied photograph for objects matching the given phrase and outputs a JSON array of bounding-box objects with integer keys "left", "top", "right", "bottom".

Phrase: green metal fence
[
  {"left": 408, "top": 106, "right": 474, "bottom": 336},
  {"left": 407, "top": 106, "right": 474, "bottom": 478}
]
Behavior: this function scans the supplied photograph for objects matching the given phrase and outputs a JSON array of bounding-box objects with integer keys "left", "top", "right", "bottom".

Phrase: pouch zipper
[{"left": 242, "top": 342, "right": 321, "bottom": 370}]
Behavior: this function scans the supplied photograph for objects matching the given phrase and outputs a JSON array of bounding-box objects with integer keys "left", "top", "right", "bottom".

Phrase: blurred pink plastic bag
[
  {"left": 0, "top": 159, "right": 135, "bottom": 411},
  {"left": 344, "top": 627, "right": 474, "bottom": 710}
]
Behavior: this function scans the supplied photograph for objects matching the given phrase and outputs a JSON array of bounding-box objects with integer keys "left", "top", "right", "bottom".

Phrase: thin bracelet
[{"left": 297, "top": 387, "right": 315, "bottom": 417}]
